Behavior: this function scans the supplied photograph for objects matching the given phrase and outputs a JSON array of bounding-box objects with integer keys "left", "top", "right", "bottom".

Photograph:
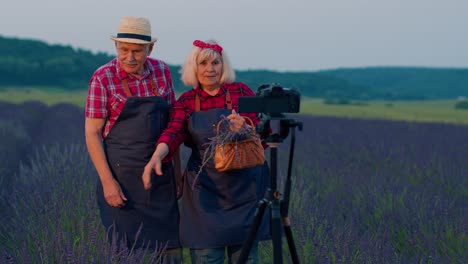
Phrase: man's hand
[
  {"left": 102, "top": 178, "right": 127, "bottom": 207},
  {"left": 85, "top": 117, "right": 127, "bottom": 207}
]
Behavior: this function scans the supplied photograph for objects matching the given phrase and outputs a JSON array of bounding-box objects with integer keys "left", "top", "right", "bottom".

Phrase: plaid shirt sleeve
[
  {"left": 158, "top": 95, "right": 190, "bottom": 161},
  {"left": 85, "top": 74, "right": 108, "bottom": 118}
]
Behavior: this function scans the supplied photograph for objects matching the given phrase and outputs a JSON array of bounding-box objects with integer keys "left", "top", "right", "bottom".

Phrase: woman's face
[
  {"left": 115, "top": 41, "right": 152, "bottom": 76},
  {"left": 196, "top": 54, "right": 223, "bottom": 90}
]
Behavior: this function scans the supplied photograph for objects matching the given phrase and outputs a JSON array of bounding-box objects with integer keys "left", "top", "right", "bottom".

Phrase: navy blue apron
[
  {"left": 179, "top": 89, "right": 269, "bottom": 249},
  {"left": 97, "top": 77, "right": 180, "bottom": 249}
]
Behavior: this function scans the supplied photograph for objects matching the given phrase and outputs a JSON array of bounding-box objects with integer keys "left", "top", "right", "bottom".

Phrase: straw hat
[{"left": 110, "top": 16, "right": 157, "bottom": 44}]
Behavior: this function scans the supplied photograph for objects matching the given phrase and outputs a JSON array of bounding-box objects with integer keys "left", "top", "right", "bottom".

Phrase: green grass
[
  {"left": 300, "top": 98, "right": 468, "bottom": 125},
  {"left": 1, "top": 88, "right": 467, "bottom": 125},
  {"left": 0, "top": 87, "right": 87, "bottom": 107}
]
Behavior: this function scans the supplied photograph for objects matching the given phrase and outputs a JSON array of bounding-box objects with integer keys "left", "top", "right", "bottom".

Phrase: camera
[{"left": 238, "top": 84, "right": 301, "bottom": 114}]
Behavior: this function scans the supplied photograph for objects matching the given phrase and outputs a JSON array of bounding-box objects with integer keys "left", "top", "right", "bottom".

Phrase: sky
[{"left": 1, "top": 0, "right": 467, "bottom": 72}]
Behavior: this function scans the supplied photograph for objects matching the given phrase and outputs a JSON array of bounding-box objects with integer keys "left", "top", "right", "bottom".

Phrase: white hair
[{"left": 180, "top": 39, "right": 235, "bottom": 87}]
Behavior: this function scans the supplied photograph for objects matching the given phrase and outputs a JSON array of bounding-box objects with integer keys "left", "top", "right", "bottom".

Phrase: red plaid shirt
[
  {"left": 158, "top": 82, "right": 261, "bottom": 160},
  {"left": 85, "top": 58, "right": 175, "bottom": 138}
]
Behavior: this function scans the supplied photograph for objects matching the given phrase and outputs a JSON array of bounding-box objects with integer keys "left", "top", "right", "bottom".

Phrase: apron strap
[
  {"left": 194, "top": 88, "right": 232, "bottom": 112},
  {"left": 195, "top": 93, "right": 201, "bottom": 112},
  {"left": 150, "top": 77, "right": 160, "bottom": 96},
  {"left": 122, "top": 79, "right": 132, "bottom": 97},
  {"left": 121, "top": 75, "right": 160, "bottom": 97},
  {"left": 225, "top": 89, "right": 232, "bottom": 110}
]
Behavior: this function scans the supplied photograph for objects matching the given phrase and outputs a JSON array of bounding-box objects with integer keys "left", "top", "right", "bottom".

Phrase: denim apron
[
  {"left": 180, "top": 90, "right": 269, "bottom": 249},
  {"left": 97, "top": 77, "right": 180, "bottom": 249}
]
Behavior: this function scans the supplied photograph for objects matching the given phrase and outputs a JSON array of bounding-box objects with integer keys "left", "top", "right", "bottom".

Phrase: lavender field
[
  {"left": 272, "top": 115, "right": 467, "bottom": 263},
  {"left": 0, "top": 102, "right": 467, "bottom": 263}
]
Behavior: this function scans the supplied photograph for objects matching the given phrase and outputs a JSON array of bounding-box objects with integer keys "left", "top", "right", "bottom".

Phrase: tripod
[{"left": 238, "top": 116, "right": 303, "bottom": 264}]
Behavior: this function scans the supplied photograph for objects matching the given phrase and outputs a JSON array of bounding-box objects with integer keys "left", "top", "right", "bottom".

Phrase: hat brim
[{"left": 110, "top": 36, "right": 157, "bottom": 44}]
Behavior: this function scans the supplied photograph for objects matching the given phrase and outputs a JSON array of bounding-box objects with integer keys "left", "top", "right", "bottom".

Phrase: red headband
[{"left": 193, "top": 40, "right": 223, "bottom": 55}]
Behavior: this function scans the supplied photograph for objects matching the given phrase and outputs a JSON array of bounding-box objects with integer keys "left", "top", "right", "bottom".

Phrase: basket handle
[{"left": 216, "top": 116, "right": 255, "bottom": 134}]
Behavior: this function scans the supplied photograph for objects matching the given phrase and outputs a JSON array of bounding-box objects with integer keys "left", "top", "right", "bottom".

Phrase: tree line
[{"left": 1, "top": 35, "right": 467, "bottom": 100}]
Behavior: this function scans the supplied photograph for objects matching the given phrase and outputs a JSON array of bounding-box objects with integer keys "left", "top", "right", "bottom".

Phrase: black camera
[{"left": 238, "top": 84, "right": 301, "bottom": 114}]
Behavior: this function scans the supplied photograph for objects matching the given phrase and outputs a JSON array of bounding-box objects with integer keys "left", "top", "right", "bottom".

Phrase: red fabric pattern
[
  {"left": 85, "top": 58, "right": 175, "bottom": 138},
  {"left": 193, "top": 40, "right": 223, "bottom": 54},
  {"left": 158, "top": 82, "right": 261, "bottom": 161}
]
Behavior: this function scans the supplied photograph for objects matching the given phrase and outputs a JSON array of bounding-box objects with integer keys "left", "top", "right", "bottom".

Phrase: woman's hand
[
  {"left": 142, "top": 143, "right": 169, "bottom": 190},
  {"left": 227, "top": 109, "right": 245, "bottom": 132}
]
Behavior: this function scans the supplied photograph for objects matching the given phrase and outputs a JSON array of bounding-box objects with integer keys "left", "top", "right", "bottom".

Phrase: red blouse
[{"left": 158, "top": 82, "right": 261, "bottom": 160}]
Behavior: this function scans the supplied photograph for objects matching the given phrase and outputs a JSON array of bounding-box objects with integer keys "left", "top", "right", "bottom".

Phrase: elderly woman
[{"left": 142, "top": 40, "right": 269, "bottom": 263}]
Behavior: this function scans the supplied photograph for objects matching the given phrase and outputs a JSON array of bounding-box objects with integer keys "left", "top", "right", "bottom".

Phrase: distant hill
[
  {"left": 1, "top": 35, "right": 466, "bottom": 100},
  {"left": 320, "top": 67, "right": 468, "bottom": 100},
  {"left": 0, "top": 36, "right": 112, "bottom": 89}
]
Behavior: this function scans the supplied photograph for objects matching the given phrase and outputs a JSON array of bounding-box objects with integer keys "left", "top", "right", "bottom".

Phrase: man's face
[{"left": 115, "top": 41, "right": 153, "bottom": 76}]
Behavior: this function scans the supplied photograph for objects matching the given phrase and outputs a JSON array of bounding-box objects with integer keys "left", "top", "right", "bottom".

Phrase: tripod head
[{"left": 256, "top": 113, "right": 303, "bottom": 144}]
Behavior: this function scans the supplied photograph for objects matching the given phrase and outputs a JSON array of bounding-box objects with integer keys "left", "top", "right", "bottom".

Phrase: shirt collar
[{"left": 195, "top": 85, "right": 226, "bottom": 99}]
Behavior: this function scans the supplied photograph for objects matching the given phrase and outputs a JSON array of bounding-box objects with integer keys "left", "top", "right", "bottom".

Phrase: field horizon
[{"left": 1, "top": 88, "right": 467, "bottom": 126}]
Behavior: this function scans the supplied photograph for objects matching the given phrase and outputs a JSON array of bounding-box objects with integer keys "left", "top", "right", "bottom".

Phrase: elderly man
[{"left": 85, "top": 16, "right": 181, "bottom": 261}]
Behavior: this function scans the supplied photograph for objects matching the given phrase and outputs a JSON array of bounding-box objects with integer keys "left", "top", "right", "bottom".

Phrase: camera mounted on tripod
[
  {"left": 237, "top": 83, "right": 302, "bottom": 264},
  {"left": 238, "top": 83, "right": 301, "bottom": 115},
  {"left": 239, "top": 83, "right": 303, "bottom": 143}
]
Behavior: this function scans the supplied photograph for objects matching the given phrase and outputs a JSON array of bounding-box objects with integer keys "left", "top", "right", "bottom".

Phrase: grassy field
[
  {"left": 0, "top": 87, "right": 87, "bottom": 106},
  {"left": 301, "top": 98, "right": 468, "bottom": 125},
  {"left": 0, "top": 88, "right": 467, "bottom": 125}
]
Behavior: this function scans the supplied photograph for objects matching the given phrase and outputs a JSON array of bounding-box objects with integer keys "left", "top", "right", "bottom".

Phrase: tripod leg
[
  {"left": 237, "top": 199, "right": 268, "bottom": 264},
  {"left": 283, "top": 216, "right": 300, "bottom": 264},
  {"left": 271, "top": 198, "right": 283, "bottom": 264}
]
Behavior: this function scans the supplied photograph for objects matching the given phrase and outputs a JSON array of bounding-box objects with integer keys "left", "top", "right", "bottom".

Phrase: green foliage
[
  {"left": 301, "top": 98, "right": 468, "bottom": 125},
  {"left": 454, "top": 100, "right": 468, "bottom": 110},
  {"left": 0, "top": 88, "right": 87, "bottom": 106},
  {"left": 0, "top": 35, "right": 113, "bottom": 89},
  {"left": 3, "top": 35, "right": 468, "bottom": 101},
  {"left": 323, "top": 98, "right": 350, "bottom": 105},
  {"left": 321, "top": 67, "right": 468, "bottom": 99},
  {"left": 236, "top": 70, "right": 371, "bottom": 100}
]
